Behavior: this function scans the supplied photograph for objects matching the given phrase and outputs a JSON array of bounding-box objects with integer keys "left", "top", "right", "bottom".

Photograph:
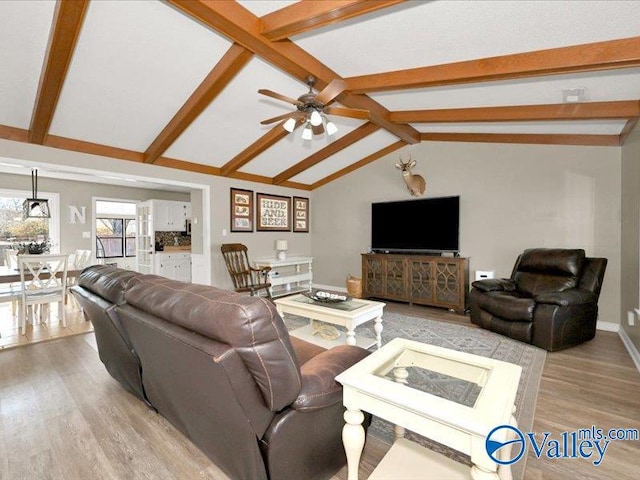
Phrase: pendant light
[{"left": 23, "top": 168, "right": 50, "bottom": 219}]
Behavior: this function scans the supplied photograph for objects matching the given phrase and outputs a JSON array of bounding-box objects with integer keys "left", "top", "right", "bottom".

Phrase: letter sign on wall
[{"left": 69, "top": 205, "right": 86, "bottom": 224}]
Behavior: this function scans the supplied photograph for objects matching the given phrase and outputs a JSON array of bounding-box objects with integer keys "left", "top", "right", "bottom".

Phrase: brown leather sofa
[
  {"left": 468, "top": 248, "right": 607, "bottom": 352},
  {"left": 71, "top": 265, "right": 371, "bottom": 480}
]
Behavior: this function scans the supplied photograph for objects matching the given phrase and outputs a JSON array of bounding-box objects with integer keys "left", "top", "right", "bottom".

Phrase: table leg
[
  {"left": 374, "top": 315, "right": 383, "bottom": 348},
  {"left": 496, "top": 412, "right": 518, "bottom": 480},
  {"left": 392, "top": 366, "right": 409, "bottom": 440},
  {"left": 346, "top": 326, "right": 357, "bottom": 346},
  {"left": 470, "top": 465, "right": 500, "bottom": 480},
  {"left": 343, "top": 408, "right": 365, "bottom": 480}
]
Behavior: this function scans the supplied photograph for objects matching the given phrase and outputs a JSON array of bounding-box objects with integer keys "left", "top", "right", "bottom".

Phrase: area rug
[{"left": 282, "top": 312, "right": 546, "bottom": 480}]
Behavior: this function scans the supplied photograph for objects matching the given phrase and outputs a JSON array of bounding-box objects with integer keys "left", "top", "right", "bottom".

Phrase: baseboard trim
[
  {"left": 596, "top": 321, "right": 619, "bottom": 332},
  {"left": 618, "top": 327, "right": 640, "bottom": 373}
]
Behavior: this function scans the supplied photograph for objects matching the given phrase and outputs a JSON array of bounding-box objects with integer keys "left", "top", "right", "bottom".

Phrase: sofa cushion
[
  {"left": 514, "top": 248, "right": 585, "bottom": 296},
  {"left": 476, "top": 291, "right": 536, "bottom": 322},
  {"left": 124, "top": 274, "right": 301, "bottom": 412},
  {"left": 77, "top": 265, "right": 141, "bottom": 304}
]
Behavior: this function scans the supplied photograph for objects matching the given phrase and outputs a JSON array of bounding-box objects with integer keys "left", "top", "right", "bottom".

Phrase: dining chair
[
  {"left": 0, "top": 284, "right": 22, "bottom": 338},
  {"left": 4, "top": 249, "right": 19, "bottom": 270},
  {"left": 66, "top": 249, "right": 92, "bottom": 306},
  {"left": 18, "top": 254, "right": 69, "bottom": 334},
  {"left": 2, "top": 248, "right": 20, "bottom": 318}
]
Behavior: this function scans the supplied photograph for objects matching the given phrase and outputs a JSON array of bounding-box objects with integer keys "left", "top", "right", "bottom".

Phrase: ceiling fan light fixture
[
  {"left": 301, "top": 123, "right": 313, "bottom": 140},
  {"left": 283, "top": 117, "right": 297, "bottom": 133},
  {"left": 326, "top": 120, "right": 338, "bottom": 136},
  {"left": 309, "top": 109, "right": 323, "bottom": 126}
]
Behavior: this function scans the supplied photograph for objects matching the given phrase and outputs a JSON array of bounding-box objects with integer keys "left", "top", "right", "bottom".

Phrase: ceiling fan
[{"left": 258, "top": 76, "right": 369, "bottom": 139}]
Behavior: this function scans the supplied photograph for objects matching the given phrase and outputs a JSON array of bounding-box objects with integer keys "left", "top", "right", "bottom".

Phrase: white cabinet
[
  {"left": 152, "top": 200, "right": 190, "bottom": 232},
  {"left": 154, "top": 253, "right": 191, "bottom": 282},
  {"left": 254, "top": 257, "right": 313, "bottom": 298}
]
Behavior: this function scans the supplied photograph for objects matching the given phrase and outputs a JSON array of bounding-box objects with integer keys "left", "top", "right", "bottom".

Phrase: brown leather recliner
[
  {"left": 72, "top": 266, "right": 371, "bottom": 480},
  {"left": 468, "top": 248, "right": 607, "bottom": 352}
]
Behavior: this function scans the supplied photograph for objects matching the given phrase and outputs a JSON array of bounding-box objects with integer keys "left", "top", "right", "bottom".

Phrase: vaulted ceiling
[{"left": 1, "top": 0, "right": 639, "bottom": 191}]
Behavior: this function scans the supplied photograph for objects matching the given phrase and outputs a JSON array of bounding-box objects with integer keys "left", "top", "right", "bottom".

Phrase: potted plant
[{"left": 17, "top": 241, "right": 51, "bottom": 255}]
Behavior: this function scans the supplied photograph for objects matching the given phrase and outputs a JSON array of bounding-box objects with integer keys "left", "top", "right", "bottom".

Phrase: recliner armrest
[
  {"left": 536, "top": 288, "right": 596, "bottom": 306},
  {"left": 471, "top": 278, "right": 516, "bottom": 292},
  {"left": 292, "top": 345, "right": 370, "bottom": 411}
]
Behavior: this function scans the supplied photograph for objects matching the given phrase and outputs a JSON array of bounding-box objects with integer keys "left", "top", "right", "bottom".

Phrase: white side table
[{"left": 336, "top": 338, "right": 522, "bottom": 480}]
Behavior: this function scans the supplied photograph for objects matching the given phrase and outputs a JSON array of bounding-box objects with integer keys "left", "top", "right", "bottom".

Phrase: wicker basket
[{"left": 346, "top": 274, "right": 362, "bottom": 298}]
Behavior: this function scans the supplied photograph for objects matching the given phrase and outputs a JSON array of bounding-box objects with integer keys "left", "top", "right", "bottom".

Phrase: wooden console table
[{"left": 362, "top": 253, "right": 469, "bottom": 312}]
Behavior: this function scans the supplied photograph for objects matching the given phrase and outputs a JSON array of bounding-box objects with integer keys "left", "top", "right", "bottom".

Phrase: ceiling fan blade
[
  {"left": 324, "top": 106, "right": 369, "bottom": 120},
  {"left": 315, "top": 79, "right": 347, "bottom": 105},
  {"left": 312, "top": 123, "right": 325, "bottom": 135},
  {"left": 258, "top": 89, "right": 303, "bottom": 106},
  {"left": 260, "top": 112, "right": 298, "bottom": 125}
]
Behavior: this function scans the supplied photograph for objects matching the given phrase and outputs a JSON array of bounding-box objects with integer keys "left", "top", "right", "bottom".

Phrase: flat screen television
[{"left": 371, "top": 196, "right": 459, "bottom": 254}]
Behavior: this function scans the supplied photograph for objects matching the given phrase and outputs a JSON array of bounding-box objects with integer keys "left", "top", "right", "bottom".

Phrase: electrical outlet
[{"left": 628, "top": 311, "right": 635, "bottom": 327}]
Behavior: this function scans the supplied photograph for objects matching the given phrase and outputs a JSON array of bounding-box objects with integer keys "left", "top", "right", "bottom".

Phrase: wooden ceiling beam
[
  {"left": 220, "top": 122, "right": 290, "bottom": 176},
  {"left": 273, "top": 122, "right": 380, "bottom": 184},
  {"left": 312, "top": 140, "right": 406, "bottom": 189},
  {"left": 144, "top": 43, "right": 253, "bottom": 164},
  {"left": 168, "top": 0, "right": 419, "bottom": 145},
  {"left": 43, "top": 135, "right": 144, "bottom": 162},
  {"left": 347, "top": 36, "right": 640, "bottom": 93},
  {"left": 259, "top": 0, "right": 405, "bottom": 41},
  {"left": 391, "top": 100, "right": 640, "bottom": 123},
  {"left": 29, "top": 0, "right": 89, "bottom": 144},
  {"left": 0, "top": 125, "right": 29, "bottom": 143},
  {"left": 419, "top": 132, "right": 620, "bottom": 147}
]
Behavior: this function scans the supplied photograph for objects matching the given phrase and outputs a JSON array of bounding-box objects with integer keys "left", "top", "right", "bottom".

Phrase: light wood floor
[
  {"left": 0, "top": 300, "right": 93, "bottom": 350},
  {"left": 1, "top": 301, "right": 638, "bottom": 480}
]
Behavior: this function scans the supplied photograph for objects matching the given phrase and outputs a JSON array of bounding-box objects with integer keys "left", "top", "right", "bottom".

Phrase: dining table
[{"left": 0, "top": 264, "right": 85, "bottom": 284}]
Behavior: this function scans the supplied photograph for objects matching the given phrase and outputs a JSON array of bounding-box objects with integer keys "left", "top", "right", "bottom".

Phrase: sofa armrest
[
  {"left": 536, "top": 288, "right": 596, "bottom": 306},
  {"left": 292, "top": 345, "right": 370, "bottom": 411},
  {"left": 471, "top": 278, "right": 516, "bottom": 292}
]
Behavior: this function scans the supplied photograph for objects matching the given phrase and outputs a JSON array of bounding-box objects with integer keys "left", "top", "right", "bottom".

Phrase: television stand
[{"left": 361, "top": 253, "right": 469, "bottom": 312}]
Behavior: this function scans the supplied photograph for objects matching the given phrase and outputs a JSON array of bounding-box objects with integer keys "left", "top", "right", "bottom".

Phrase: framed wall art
[
  {"left": 293, "top": 196, "right": 309, "bottom": 233},
  {"left": 256, "top": 193, "right": 291, "bottom": 232},
  {"left": 230, "top": 188, "right": 254, "bottom": 232}
]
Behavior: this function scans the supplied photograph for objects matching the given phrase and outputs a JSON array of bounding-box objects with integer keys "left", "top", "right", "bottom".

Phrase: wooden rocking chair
[{"left": 220, "top": 243, "right": 272, "bottom": 299}]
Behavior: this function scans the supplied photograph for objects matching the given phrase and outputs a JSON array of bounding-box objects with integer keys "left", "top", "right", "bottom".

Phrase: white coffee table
[
  {"left": 336, "top": 338, "right": 522, "bottom": 480},
  {"left": 274, "top": 294, "right": 385, "bottom": 349}
]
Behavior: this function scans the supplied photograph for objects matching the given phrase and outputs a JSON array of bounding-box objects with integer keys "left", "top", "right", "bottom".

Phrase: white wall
[
  {"left": 621, "top": 122, "right": 640, "bottom": 349},
  {"left": 312, "top": 141, "right": 621, "bottom": 325}
]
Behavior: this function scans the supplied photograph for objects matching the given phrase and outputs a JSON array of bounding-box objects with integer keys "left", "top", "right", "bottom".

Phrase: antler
[{"left": 398, "top": 154, "right": 412, "bottom": 166}]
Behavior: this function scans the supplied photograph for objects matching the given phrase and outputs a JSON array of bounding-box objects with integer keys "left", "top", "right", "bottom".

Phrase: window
[
  {"left": 95, "top": 200, "right": 136, "bottom": 259},
  {"left": 1, "top": 193, "right": 52, "bottom": 265}
]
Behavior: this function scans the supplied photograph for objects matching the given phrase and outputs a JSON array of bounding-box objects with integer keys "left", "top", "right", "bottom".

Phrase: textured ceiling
[{"left": 1, "top": 0, "right": 639, "bottom": 191}]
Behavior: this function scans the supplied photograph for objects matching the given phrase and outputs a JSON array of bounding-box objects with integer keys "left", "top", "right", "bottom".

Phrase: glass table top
[{"left": 372, "top": 347, "right": 491, "bottom": 408}]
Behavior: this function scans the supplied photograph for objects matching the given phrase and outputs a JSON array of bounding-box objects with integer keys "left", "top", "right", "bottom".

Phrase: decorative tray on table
[{"left": 303, "top": 291, "right": 351, "bottom": 303}]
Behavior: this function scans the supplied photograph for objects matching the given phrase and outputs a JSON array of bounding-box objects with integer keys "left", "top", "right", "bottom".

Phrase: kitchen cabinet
[
  {"left": 152, "top": 200, "right": 190, "bottom": 232},
  {"left": 154, "top": 252, "right": 191, "bottom": 282}
]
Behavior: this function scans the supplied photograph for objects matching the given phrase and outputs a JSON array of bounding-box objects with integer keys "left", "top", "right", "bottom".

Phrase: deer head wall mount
[{"left": 395, "top": 155, "right": 426, "bottom": 197}]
